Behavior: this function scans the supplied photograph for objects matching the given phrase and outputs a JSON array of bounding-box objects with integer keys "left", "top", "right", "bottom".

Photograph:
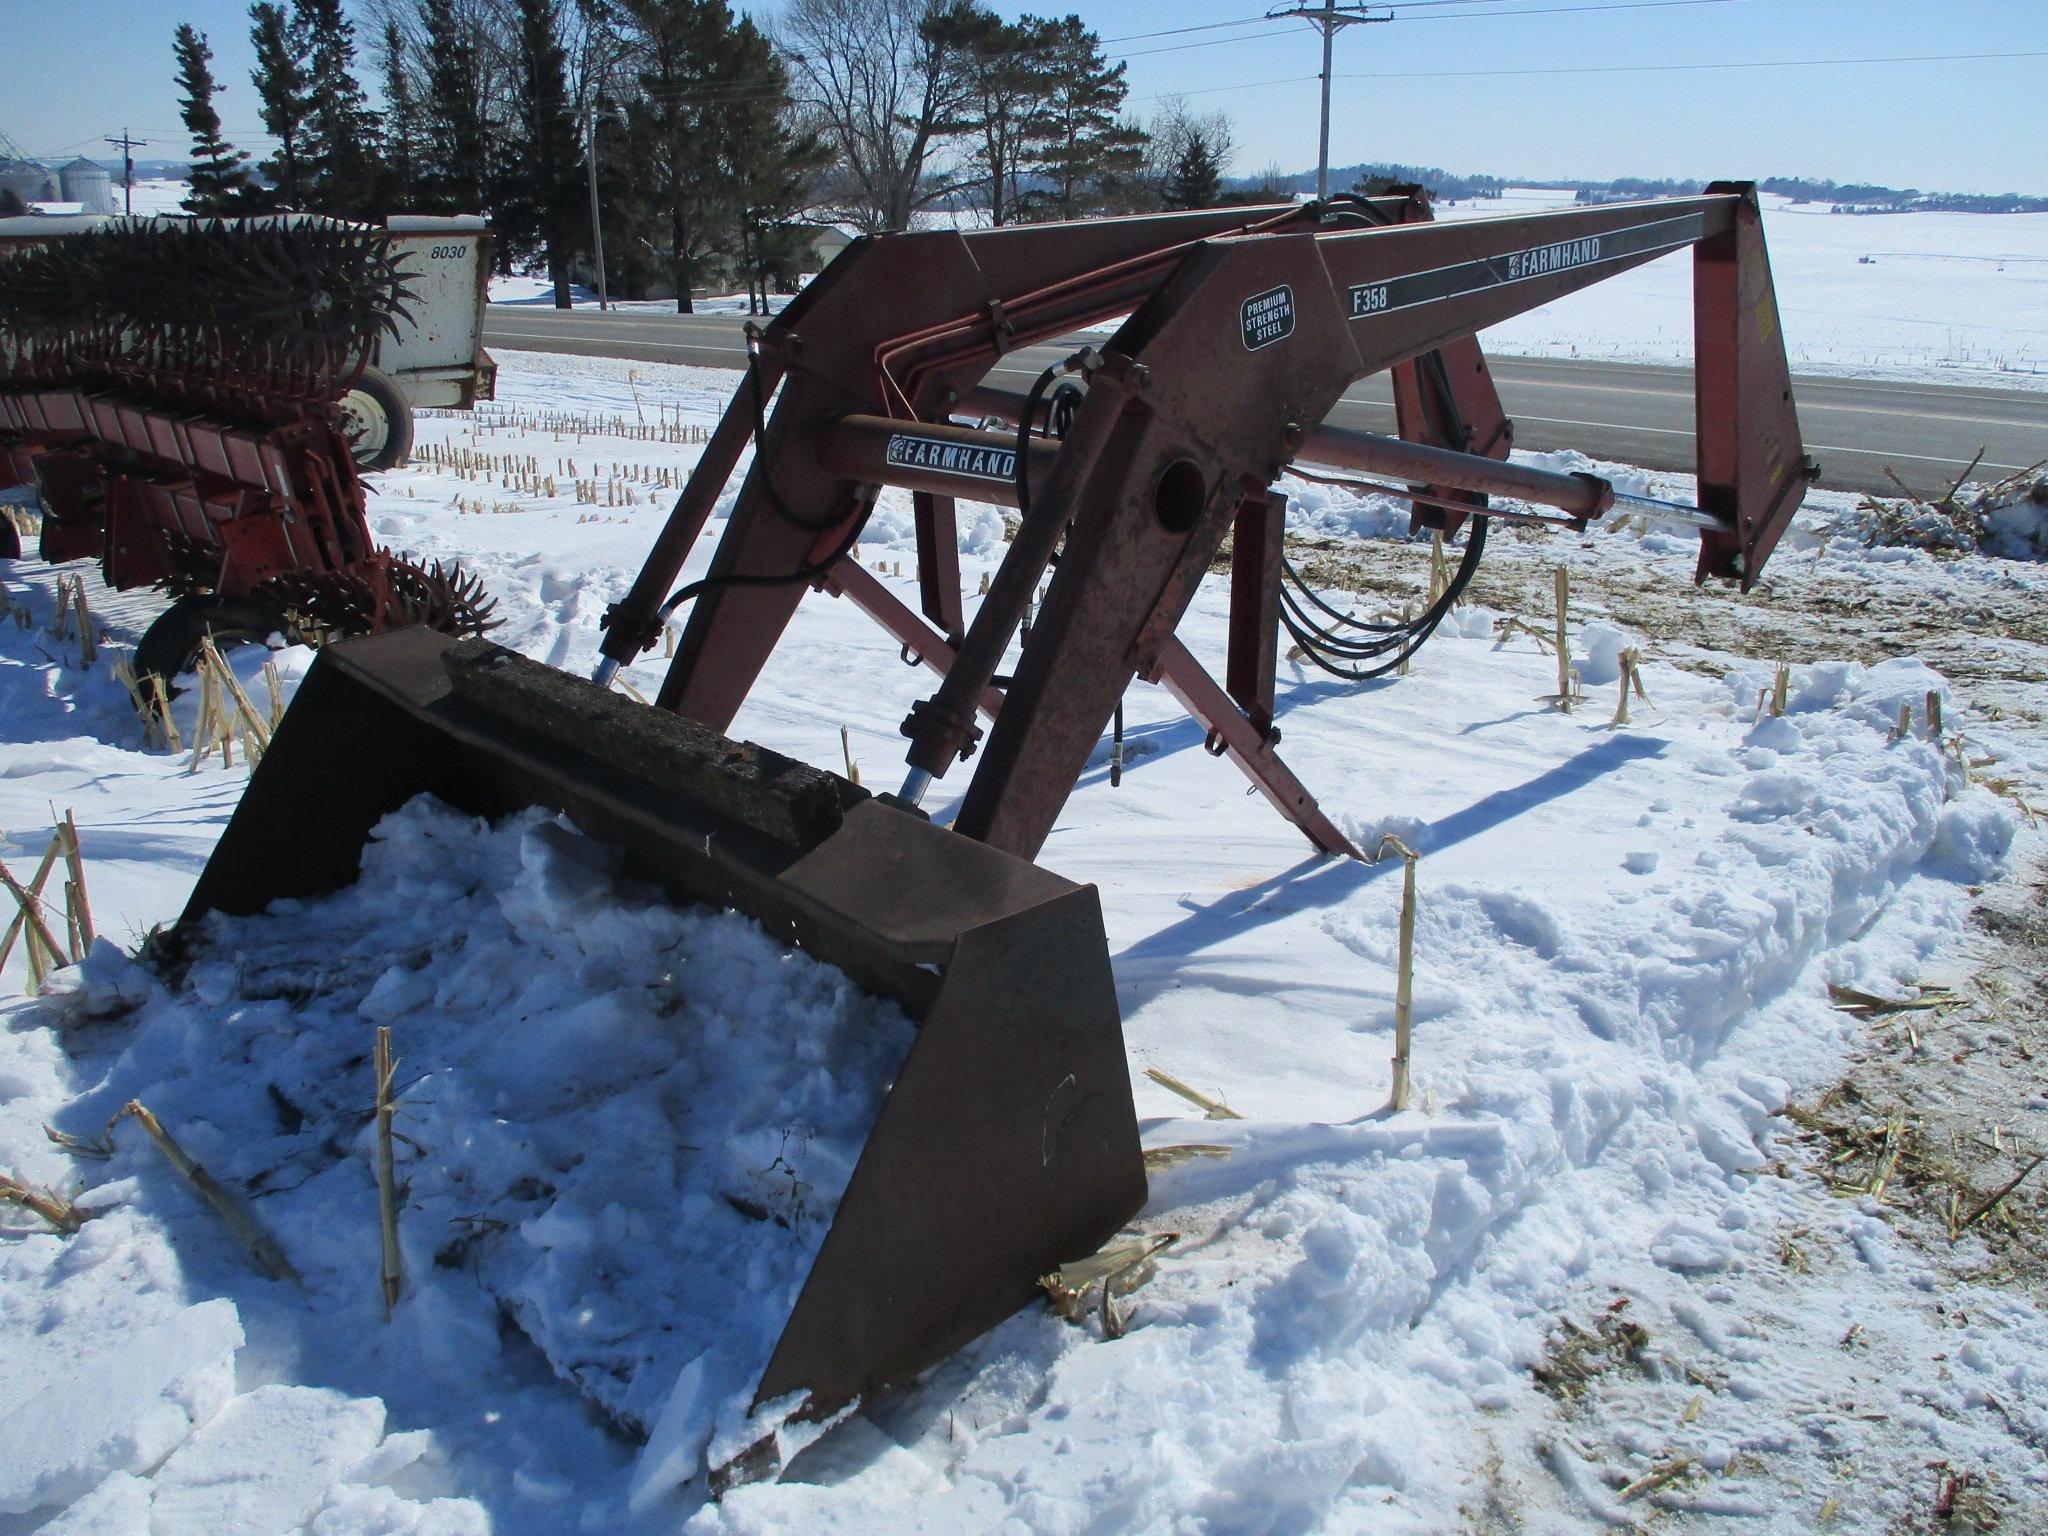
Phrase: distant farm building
[
  {"left": 809, "top": 224, "right": 855, "bottom": 270},
  {"left": 0, "top": 158, "right": 59, "bottom": 206},
  {"left": 59, "top": 157, "right": 113, "bottom": 215}
]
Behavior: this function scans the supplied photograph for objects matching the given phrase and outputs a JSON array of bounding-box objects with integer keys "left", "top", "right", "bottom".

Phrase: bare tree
[
  {"left": 1138, "top": 95, "right": 1234, "bottom": 211},
  {"left": 780, "top": 0, "right": 974, "bottom": 233}
]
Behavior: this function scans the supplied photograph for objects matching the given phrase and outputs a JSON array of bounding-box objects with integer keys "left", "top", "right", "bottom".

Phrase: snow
[
  {"left": 488, "top": 274, "right": 792, "bottom": 317},
  {"left": 3, "top": 348, "right": 2045, "bottom": 1532},
  {"left": 1434, "top": 188, "right": 2048, "bottom": 388}
]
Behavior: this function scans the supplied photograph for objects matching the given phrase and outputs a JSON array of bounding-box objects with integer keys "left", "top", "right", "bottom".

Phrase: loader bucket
[{"left": 181, "top": 627, "right": 1146, "bottom": 1471}]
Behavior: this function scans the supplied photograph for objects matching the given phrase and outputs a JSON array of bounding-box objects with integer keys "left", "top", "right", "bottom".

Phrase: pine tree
[
  {"left": 934, "top": 10, "right": 1054, "bottom": 227},
  {"left": 1162, "top": 137, "right": 1221, "bottom": 211},
  {"left": 249, "top": 2, "right": 309, "bottom": 207},
  {"left": 604, "top": 98, "right": 668, "bottom": 299},
  {"left": 420, "top": 0, "right": 491, "bottom": 214},
  {"left": 500, "top": 0, "right": 583, "bottom": 307},
  {"left": 293, "top": 0, "right": 382, "bottom": 215},
  {"left": 379, "top": 21, "right": 423, "bottom": 207},
  {"left": 174, "top": 23, "right": 257, "bottom": 214},
  {"left": 1024, "top": 17, "right": 1144, "bottom": 221},
  {"left": 619, "top": 0, "right": 746, "bottom": 314},
  {"left": 721, "top": 18, "right": 828, "bottom": 311}
]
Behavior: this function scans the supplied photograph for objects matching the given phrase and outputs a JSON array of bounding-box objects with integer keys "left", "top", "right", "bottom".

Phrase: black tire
[
  {"left": 135, "top": 595, "right": 291, "bottom": 701},
  {"left": 335, "top": 366, "right": 414, "bottom": 471}
]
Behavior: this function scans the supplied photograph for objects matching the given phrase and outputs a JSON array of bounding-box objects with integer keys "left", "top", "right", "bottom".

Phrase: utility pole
[
  {"left": 103, "top": 129, "right": 151, "bottom": 215},
  {"left": 582, "top": 104, "right": 609, "bottom": 311},
  {"left": 1265, "top": 2, "right": 1391, "bottom": 200}
]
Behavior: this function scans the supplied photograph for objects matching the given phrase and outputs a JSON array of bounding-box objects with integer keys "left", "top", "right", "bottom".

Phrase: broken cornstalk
[
  {"left": 1144, "top": 1066, "right": 1244, "bottom": 1121},
  {"left": 0, "top": 849, "right": 66, "bottom": 987},
  {"left": 1379, "top": 834, "right": 1419, "bottom": 1111},
  {"left": 58, "top": 811, "right": 93, "bottom": 955},
  {"left": 150, "top": 673, "right": 184, "bottom": 752},
  {"left": 1609, "top": 648, "right": 1650, "bottom": 728},
  {"left": 197, "top": 633, "right": 273, "bottom": 755},
  {"left": 116, "top": 1100, "right": 299, "bottom": 1282},
  {"left": 1040, "top": 1231, "right": 1178, "bottom": 1338},
  {"left": 73, "top": 579, "right": 96, "bottom": 668},
  {"left": 0, "top": 1172, "right": 90, "bottom": 1233},
  {"left": 1957, "top": 1154, "right": 2044, "bottom": 1235},
  {"left": 1550, "top": 567, "right": 1575, "bottom": 711},
  {"left": 375, "top": 1026, "right": 403, "bottom": 1317}
]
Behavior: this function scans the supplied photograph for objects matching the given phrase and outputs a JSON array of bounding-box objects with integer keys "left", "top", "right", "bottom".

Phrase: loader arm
[
  {"left": 899, "top": 186, "right": 1810, "bottom": 859},
  {"left": 613, "top": 185, "right": 1810, "bottom": 864}
]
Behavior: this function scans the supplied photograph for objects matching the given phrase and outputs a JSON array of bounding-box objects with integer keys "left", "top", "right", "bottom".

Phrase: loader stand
[{"left": 603, "top": 183, "right": 1813, "bottom": 864}]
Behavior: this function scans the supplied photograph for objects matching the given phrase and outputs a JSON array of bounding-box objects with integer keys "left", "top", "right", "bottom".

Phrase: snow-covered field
[
  {"left": 3, "top": 350, "right": 2046, "bottom": 1534},
  {"left": 1440, "top": 188, "right": 2048, "bottom": 389}
]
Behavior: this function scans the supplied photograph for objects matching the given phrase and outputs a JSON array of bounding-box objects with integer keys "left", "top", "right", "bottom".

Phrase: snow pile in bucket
[{"left": 29, "top": 796, "right": 915, "bottom": 1502}]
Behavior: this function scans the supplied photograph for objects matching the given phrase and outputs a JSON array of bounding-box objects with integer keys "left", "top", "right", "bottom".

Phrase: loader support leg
[
  {"left": 1390, "top": 340, "right": 1510, "bottom": 535},
  {"left": 1227, "top": 491, "right": 1285, "bottom": 737},
  {"left": 901, "top": 367, "right": 1132, "bottom": 782},
  {"left": 603, "top": 362, "right": 781, "bottom": 664},
  {"left": 826, "top": 558, "right": 1005, "bottom": 722},
  {"left": 912, "top": 491, "right": 964, "bottom": 641},
  {"left": 952, "top": 438, "right": 1241, "bottom": 859},
  {"left": 1153, "top": 640, "right": 1359, "bottom": 859},
  {"left": 1693, "top": 182, "right": 1809, "bottom": 590}
]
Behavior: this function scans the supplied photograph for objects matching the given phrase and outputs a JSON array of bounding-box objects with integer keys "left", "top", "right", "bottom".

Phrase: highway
[{"left": 483, "top": 304, "right": 2047, "bottom": 499}]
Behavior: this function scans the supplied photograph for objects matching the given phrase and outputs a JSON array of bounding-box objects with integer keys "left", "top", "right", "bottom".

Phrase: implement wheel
[
  {"left": 336, "top": 366, "right": 415, "bottom": 471},
  {"left": 135, "top": 595, "right": 292, "bottom": 702}
]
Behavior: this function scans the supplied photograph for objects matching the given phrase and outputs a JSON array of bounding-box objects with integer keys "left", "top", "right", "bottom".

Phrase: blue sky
[{"left": 3, "top": 0, "right": 2044, "bottom": 194}]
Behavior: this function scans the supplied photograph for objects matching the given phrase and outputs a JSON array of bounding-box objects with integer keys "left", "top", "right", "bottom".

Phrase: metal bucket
[{"left": 182, "top": 627, "right": 1147, "bottom": 1476}]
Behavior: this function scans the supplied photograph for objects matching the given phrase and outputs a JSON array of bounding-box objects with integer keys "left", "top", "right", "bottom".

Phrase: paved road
[{"left": 484, "top": 304, "right": 2047, "bottom": 499}]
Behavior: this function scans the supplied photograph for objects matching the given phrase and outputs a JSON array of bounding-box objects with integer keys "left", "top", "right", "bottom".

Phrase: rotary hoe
[
  {"left": 170, "top": 185, "right": 1809, "bottom": 1479},
  {"left": 0, "top": 215, "right": 496, "bottom": 684}
]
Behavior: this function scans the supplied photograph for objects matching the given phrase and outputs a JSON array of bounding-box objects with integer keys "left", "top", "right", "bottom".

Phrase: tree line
[{"left": 168, "top": 0, "right": 1262, "bottom": 311}]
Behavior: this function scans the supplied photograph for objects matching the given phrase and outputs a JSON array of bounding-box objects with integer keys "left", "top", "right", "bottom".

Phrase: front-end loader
[{"left": 176, "top": 184, "right": 1814, "bottom": 1480}]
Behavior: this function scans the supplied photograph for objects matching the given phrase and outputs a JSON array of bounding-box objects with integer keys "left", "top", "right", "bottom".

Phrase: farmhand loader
[
  {"left": 185, "top": 184, "right": 1813, "bottom": 1479},
  {"left": 0, "top": 216, "right": 497, "bottom": 687}
]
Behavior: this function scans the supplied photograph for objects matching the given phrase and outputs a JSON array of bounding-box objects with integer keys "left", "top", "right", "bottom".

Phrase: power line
[
  {"left": 1129, "top": 45, "right": 2048, "bottom": 103},
  {"left": 1112, "top": 0, "right": 1745, "bottom": 66},
  {"left": 1266, "top": 3, "right": 1392, "bottom": 199},
  {"left": 104, "top": 129, "right": 150, "bottom": 215},
  {"left": 1339, "top": 46, "right": 2048, "bottom": 80},
  {"left": 1394, "top": 0, "right": 1741, "bottom": 21},
  {"left": 1099, "top": 14, "right": 1271, "bottom": 43}
]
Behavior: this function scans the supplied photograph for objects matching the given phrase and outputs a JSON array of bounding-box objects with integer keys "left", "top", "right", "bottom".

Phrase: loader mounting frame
[{"left": 602, "top": 184, "right": 1812, "bottom": 865}]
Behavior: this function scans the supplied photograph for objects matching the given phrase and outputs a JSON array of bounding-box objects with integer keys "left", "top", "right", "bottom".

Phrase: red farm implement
[
  {"left": 590, "top": 181, "right": 1814, "bottom": 860},
  {"left": 186, "top": 185, "right": 1811, "bottom": 1481},
  {"left": 0, "top": 216, "right": 494, "bottom": 684}
]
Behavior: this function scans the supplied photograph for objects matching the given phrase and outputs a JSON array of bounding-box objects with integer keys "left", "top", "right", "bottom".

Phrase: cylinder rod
[{"left": 958, "top": 382, "right": 1731, "bottom": 531}]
